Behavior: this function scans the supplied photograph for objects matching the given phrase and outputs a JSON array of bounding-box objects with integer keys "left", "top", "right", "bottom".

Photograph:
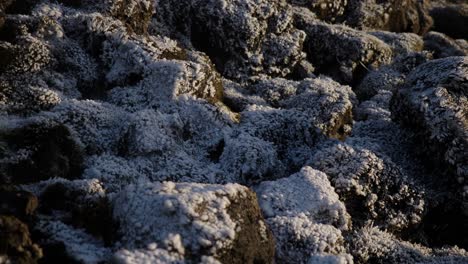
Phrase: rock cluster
[{"left": 0, "top": 0, "right": 467, "bottom": 263}]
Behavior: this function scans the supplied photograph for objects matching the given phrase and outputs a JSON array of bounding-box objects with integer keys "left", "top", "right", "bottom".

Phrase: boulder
[
  {"left": 309, "top": 142, "right": 425, "bottom": 233},
  {"left": 154, "top": 0, "right": 306, "bottom": 80},
  {"left": 424, "top": 32, "right": 468, "bottom": 59},
  {"left": 293, "top": 8, "right": 392, "bottom": 84},
  {"left": 112, "top": 181, "right": 275, "bottom": 263},
  {"left": 391, "top": 56, "right": 468, "bottom": 215}
]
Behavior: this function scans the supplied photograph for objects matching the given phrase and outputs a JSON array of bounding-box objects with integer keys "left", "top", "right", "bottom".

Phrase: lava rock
[
  {"left": 429, "top": 3, "right": 468, "bottom": 40},
  {"left": 112, "top": 181, "right": 275, "bottom": 263},
  {"left": 344, "top": 0, "right": 433, "bottom": 35},
  {"left": 154, "top": 0, "right": 306, "bottom": 80},
  {"left": 293, "top": 8, "right": 392, "bottom": 84},
  {"left": 309, "top": 142, "right": 425, "bottom": 233},
  {"left": 424, "top": 32, "right": 468, "bottom": 59},
  {"left": 0, "top": 189, "right": 38, "bottom": 218},
  {"left": 0, "top": 123, "right": 84, "bottom": 184},
  {"left": 391, "top": 56, "right": 468, "bottom": 215}
]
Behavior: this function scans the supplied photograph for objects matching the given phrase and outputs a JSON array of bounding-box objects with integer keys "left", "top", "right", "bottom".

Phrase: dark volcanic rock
[
  {"left": 0, "top": 123, "right": 84, "bottom": 184},
  {"left": 344, "top": 0, "right": 433, "bottom": 35},
  {"left": 113, "top": 182, "right": 275, "bottom": 263},
  {"left": 154, "top": 0, "right": 306, "bottom": 80},
  {"left": 391, "top": 56, "right": 468, "bottom": 217},
  {"left": 424, "top": 31, "right": 468, "bottom": 59},
  {"left": 0, "top": 189, "right": 38, "bottom": 218},
  {"left": 293, "top": 7, "right": 392, "bottom": 84},
  {"left": 430, "top": 3, "right": 468, "bottom": 40}
]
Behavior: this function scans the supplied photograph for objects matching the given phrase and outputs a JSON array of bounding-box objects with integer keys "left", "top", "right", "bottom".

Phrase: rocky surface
[{"left": 0, "top": 0, "right": 467, "bottom": 263}]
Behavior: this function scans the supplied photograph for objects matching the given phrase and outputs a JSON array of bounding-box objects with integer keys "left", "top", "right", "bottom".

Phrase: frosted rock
[
  {"left": 344, "top": 0, "right": 433, "bottom": 34},
  {"left": 267, "top": 214, "right": 349, "bottom": 264},
  {"left": 309, "top": 142, "right": 425, "bottom": 232},
  {"left": 391, "top": 56, "right": 468, "bottom": 215},
  {"left": 293, "top": 9, "right": 392, "bottom": 83},
  {"left": 256, "top": 166, "right": 350, "bottom": 230},
  {"left": 351, "top": 226, "right": 468, "bottom": 264},
  {"left": 113, "top": 181, "right": 275, "bottom": 263},
  {"left": 424, "top": 32, "right": 468, "bottom": 59},
  {"left": 219, "top": 132, "right": 283, "bottom": 184},
  {"left": 154, "top": 0, "right": 306, "bottom": 80}
]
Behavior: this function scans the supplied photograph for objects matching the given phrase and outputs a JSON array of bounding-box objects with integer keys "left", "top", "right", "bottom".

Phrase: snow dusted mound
[{"left": 0, "top": 0, "right": 467, "bottom": 263}]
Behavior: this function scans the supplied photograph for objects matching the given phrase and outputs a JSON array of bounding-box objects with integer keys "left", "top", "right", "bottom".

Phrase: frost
[
  {"left": 309, "top": 142, "right": 425, "bottom": 232},
  {"left": 36, "top": 219, "right": 111, "bottom": 263},
  {"left": 112, "top": 181, "right": 273, "bottom": 262},
  {"left": 267, "top": 214, "right": 348, "bottom": 264},
  {"left": 256, "top": 166, "right": 350, "bottom": 230}
]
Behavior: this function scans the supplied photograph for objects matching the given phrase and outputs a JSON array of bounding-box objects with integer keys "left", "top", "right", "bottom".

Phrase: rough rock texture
[
  {"left": 0, "top": 122, "right": 84, "bottom": 184},
  {"left": 288, "top": 0, "right": 433, "bottom": 35},
  {"left": 423, "top": 32, "right": 468, "bottom": 59},
  {"left": 391, "top": 57, "right": 468, "bottom": 215},
  {"left": 309, "top": 142, "right": 425, "bottom": 233},
  {"left": 343, "top": 0, "right": 433, "bottom": 35},
  {"left": 255, "top": 167, "right": 352, "bottom": 263},
  {"left": 154, "top": 0, "right": 307, "bottom": 80},
  {"left": 1, "top": 0, "right": 467, "bottom": 262},
  {"left": 356, "top": 52, "right": 431, "bottom": 100},
  {"left": 113, "top": 182, "right": 275, "bottom": 263},
  {"left": 351, "top": 226, "right": 468, "bottom": 264},
  {"left": 256, "top": 167, "right": 350, "bottom": 230},
  {"left": 293, "top": 8, "right": 393, "bottom": 84}
]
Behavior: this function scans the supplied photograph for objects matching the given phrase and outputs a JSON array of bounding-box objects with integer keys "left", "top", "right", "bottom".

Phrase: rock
[
  {"left": 288, "top": 0, "right": 347, "bottom": 23},
  {"left": 356, "top": 52, "right": 431, "bottom": 100},
  {"left": 0, "top": 122, "right": 84, "bottom": 184},
  {"left": 108, "top": 0, "right": 153, "bottom": 34},
  {"left": 0, "top": 0, "right": 13, "bottom": 29},
  {"left": 351, "top": 226, "right": 468, "bottom": 264},
  {"left": 267, "top": 214, "right": 351, "bottom": 264},
  {"left": 0, "top": 75, "right": 61, "bottom": 115},
  {"left": 154, "top": 0, "right": 306, "bottom": 80},
  {"left": 0, "top": 215, "right": 43, "bottom": 264},
  {"left": 424, "top": 32, "right": 468, "bottom": 59},
  {"left": 391, "top": 56, "right": 468, "bottom": 215},
  {"left": 112, "top": 181, "right": 275, "bottom": 263},
  {"left": 293, "top": 8, "right": 392, "bottom": 84},
  {"left": 0, "top": 189, "right": 38, "bottom": 218},
  {"left": 309, "top": 142, "right": 425, "bottom": 233},
  {"left": 255, "top": 166, "right": 350, "bottom": 230},
  {"left": 32, "top": 179, "right": 116, "bottom": 245},
  {"left": 344, "top": 0, "right": 433, "bottom": 34},
  {"left": 35, "top": 219, "right": 111, "bottom": 263},
  {"left": 239, "top": 105, "right": 325, "bottom": 172},
  {"left": 248, "top": 76, "right": 356, "bottom": 140},
  {"left": 219, "top": 132, "right": 284, "bottom": 185},
  {"left": 254, "top": 167, "right": 352, "bottom": 263},
  {"left": 369, "top": 31, "right": 424, "bottom": 55},
  {"left": 429, "top": 3, "right": 468, "bottom": 40},
  {"left": 0, "top": 35, "right": 51, "bottom": 75}
]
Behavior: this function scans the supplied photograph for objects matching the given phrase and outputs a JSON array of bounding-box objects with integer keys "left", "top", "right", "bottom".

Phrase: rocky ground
[{"left": 0, "top": 0, "right": 467, "bottom": 263}]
